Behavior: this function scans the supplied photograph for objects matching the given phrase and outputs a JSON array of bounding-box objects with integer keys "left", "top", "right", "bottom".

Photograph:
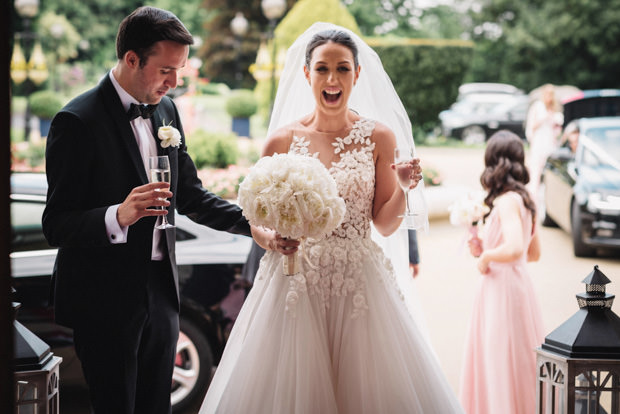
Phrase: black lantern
[
  {"left": 536, "top": 265, "right": 620, "bottom": 414},
  {"left": 13, "top": 300, "right": 62, "bottom": 413}
]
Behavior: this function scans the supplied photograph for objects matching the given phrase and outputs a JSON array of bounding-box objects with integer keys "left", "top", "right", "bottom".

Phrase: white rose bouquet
[
  {"left": 448, "top": 191, "right": 490, "bottom": 239},
  {"left": 238, "top": 153, "right": 346, "bottom": 275}
]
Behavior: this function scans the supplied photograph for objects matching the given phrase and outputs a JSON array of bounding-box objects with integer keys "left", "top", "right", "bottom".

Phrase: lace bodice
[
  {"left": 289, "top": 118, "right": 376, "bottom": 241},
  {"left": 280, "top": 118, "right": 396, "bottom": 318}
]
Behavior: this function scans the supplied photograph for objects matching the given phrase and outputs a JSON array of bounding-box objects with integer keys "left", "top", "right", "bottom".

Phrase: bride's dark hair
[
  {"left": 305, "top": 29, "right": 359, "bottom": 69},
  {"left": 480, "top": 130, "right": 537, "bottom": 227}
]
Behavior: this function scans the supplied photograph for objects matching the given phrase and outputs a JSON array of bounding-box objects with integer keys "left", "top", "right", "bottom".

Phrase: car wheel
[
  {"left": 571, "top": 201, "right": 596, "bottom": 257},
  {"left": 171, "top": 317, "right": 213, "bottom": 413},
  {"left": 461, "top": 126, "right": 486, "bottom": 145}
]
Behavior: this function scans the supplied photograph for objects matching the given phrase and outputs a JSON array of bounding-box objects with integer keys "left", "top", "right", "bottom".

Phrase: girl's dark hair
[
  {"left": 305, "top": 29, "right": 359, "bottom": 69},
  {"left": 116, "top": 6, "right": 194, "bottom": 67},
  {"left": 480, "top": 130, "right": 537, "bottom": 227}
]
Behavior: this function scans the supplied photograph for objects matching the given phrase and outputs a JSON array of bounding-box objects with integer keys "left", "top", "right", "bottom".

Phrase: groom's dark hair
[{"left": 116, "top": 6, "right": 194, "bottom": 68}]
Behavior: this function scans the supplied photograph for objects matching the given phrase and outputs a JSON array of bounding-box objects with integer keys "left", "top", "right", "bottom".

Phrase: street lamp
[
  {"left": 261, "top": 0, "right": 286, "bottom": 118},
  {"left": 230, "top": 12, "right": 249, "bottom": 89},
  {"left": 12, "top": 0, "right": 48, "bottom": 142}
]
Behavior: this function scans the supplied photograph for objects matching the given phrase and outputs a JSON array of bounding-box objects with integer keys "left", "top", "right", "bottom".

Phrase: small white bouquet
[
  {"left": 448, "top": 191, "right": 490, "bottom": 238},
  {"left": 238, "top": 153, "right": 346, "bottom": 275}
]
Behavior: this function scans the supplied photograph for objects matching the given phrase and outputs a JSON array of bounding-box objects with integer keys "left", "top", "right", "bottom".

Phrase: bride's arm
[
  {"left": 371, "top": 123, "right": 421, "bottom": 236},
  {"left": 261, "top": 126, "right": 292, "bottom": 157}
]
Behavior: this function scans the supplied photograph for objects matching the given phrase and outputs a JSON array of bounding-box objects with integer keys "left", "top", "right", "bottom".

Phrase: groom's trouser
[{"left": 73, "top": 257, "right": 179, "bottom": 414}]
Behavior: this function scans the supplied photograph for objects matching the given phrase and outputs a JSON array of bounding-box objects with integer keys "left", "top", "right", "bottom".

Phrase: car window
[
  {"left": 585, "top": 126, "right": 620, "bottom": 162},
  {"left": 11, "top": 200, "right": 51, "bottom": 253}
]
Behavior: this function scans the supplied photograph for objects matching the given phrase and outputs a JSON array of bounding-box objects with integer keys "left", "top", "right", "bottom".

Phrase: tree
[
  {"left": 344, "top": 0, "right": 467, "bottom": 39},
  {"left": 39, "top": 0, "right": 143, "bottom": 76},
  {"left": 198, "top": 0, "right": 297, "bottom": 89},
  {"left": 468, "top": 0, "right": 620, "bottom": 91}
]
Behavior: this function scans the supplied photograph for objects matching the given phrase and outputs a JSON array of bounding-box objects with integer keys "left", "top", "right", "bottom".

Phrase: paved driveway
[{"left": 414, "top": 145, "right": 620, "bottom": 394}]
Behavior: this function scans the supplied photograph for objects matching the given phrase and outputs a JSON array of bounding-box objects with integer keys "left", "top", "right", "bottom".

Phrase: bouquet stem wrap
[{"left": 283, "top": 250, "right": 300, "bottom": 276}]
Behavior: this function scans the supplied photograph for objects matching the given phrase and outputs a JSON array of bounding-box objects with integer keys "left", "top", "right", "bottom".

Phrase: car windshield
[
  {"left": 450, "top": 95, "right": 508, "bottom": 115},
  {"left": 585, "top": 126, "right": 620, "bottom": 162}
]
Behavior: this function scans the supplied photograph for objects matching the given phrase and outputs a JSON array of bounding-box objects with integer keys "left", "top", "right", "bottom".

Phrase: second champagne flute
[
  {"left": 394, "top": 147, "right": 416, "bottom": 216},
  {"left": 394, "top": 147, "right": 424, "bottom": 229},
  {"left": 149, "top": 155, "right": 174, "bottom": 229}
]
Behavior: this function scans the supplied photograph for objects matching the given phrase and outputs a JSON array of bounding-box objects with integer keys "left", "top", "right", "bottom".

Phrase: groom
[{"left": 42, "top": 6, "right": 250, "bottom": 414}]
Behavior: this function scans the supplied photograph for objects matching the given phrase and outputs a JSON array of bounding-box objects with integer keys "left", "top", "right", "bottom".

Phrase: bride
[{"left": 199, "top": 23, "right": 463, "bottom": 414}]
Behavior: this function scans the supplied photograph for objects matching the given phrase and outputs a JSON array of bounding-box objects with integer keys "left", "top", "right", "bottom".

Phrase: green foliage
[
  {"left": 40, "top": 0, "right": 143, "bottom": 72},
  {"left": 345, "top": 0, "right": 465, "bottom": 39},
  {"left": 198, "top": 82, "right": 227, "bottom": 95},
  {"left": 369, "top": 38, "right": 474, "bottom": 127},
  {"left": 199, "top": 0, "right": 297, "bottom": 89},
  {"left": 467, "top": 0, "right": 620, "bottom": 91},
  {"left": 187, "top": 129, "right": 238, "bottom": 169},
  {"left": 39, "top": 12, "right": 81, "bottom": 64},
  {"left": 225, "top": 89, "right": 258, "bottom": 118},
  {"left": 275, "top": 0, "right": 361, "bottom": 48},
  {"left": 29, "top": 90, "right": 64, "bottom": 119}
]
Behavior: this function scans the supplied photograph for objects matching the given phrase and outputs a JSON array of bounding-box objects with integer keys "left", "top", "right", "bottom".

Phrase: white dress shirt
[{"left": 104, "top": 70, "right": 164, "bottom": 260}]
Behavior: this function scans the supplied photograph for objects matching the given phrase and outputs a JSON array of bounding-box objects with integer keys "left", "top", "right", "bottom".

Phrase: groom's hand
[{"left": 117, "top": 182, "right": 172, "bottom": 227}]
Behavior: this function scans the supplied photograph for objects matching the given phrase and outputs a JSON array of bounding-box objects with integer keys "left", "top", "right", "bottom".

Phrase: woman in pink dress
[{"left": 459, "top": 130, "right": 546, "bottom": 414}]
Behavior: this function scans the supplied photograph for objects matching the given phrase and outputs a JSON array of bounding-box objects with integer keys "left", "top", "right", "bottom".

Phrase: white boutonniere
[{"left": 158, "top": 120, "right": 181, "bottom": 148}]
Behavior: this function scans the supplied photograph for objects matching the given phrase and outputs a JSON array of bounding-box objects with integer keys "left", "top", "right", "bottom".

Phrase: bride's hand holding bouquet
[{"left": 238, "top": 153, "right": 346, "bottom": 275}]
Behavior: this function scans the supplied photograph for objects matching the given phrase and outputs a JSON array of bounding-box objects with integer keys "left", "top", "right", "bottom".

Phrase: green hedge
[
  {"left": 368, "top": 38, "right": 474, "bottom": 129},
  {"left": 187, "top": 129, "right": 238, "bottom": 169}
]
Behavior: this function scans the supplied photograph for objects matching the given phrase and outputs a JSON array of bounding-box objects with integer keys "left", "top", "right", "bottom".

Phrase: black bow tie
[{"left": 128, "top": 103, "right": 158, "bottom": 120}]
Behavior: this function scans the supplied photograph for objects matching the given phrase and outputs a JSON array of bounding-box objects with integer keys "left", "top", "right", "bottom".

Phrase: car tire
[
  {"left": 461, "top": 126, "right": 486, "bottom": 145},
  {"left": 171, "top": 317, "right": 213, "bottom": 413},
  {"left": 571, "top": 201, "right": 596, "bottom": 257}
]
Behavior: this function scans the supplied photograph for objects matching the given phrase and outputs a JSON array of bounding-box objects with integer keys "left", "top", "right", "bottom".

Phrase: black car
[
  {"left": 10, "top": 172, "right": 252, "bottom": 412},
  {"left": 439, "top": 91, "right": 529, "bottom": 144},
  {"left": 542, "top": 89, "right": 620, "bottom": 257}
]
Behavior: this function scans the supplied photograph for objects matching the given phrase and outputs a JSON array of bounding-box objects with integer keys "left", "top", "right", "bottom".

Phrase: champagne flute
[
  {"left": 394, "top": 147, "right": 419, "bottom": 226},
  {"left": 149, "top": 155, "right": 174, "bottom": 229}
]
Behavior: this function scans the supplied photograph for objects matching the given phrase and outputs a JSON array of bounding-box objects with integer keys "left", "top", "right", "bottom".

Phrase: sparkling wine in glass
[
  {"left": 394, "top": 147, "right": 418, "bottom": 224},
  {"left": 149, "top": 155, "right": 174, "bottom": 229}
]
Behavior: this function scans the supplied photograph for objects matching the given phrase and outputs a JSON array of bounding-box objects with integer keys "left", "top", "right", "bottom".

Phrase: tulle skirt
[
  {"left": 200, "top": 240, "right": 464, "bottom": 414},
  {"left": 459, "top": 261, "right": 545, "bottom": 414}
]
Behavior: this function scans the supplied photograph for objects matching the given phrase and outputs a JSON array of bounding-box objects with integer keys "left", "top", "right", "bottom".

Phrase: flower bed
[{"left": 197, "top": 165, "right": 249, "bottom": 200}]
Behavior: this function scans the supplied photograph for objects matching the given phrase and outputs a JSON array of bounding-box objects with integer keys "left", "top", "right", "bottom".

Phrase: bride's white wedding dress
[{"left": 200, "top": 118, "right": 463, "bottom": 414}]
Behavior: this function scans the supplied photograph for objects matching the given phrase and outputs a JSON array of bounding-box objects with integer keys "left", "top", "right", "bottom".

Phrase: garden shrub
[
  {"left": 29, "top": 90, "right": 63, "bottom": 119},
  {"left": 225, "top": 89, "right": 258, "bottom": 119},
  {"left": 187, "top": 129, "right": 238, "bottom": 169},
  {"left": 368, "top": 38, "right": 474, "bottom": 129}
]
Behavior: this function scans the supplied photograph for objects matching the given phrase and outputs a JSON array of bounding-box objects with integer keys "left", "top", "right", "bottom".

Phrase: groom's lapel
[
  {"left": 151, "top": 110, "right": 165, "bottom": 156},
  {"left": 100, "top": 75, "right": 149, "bottom": 183}
]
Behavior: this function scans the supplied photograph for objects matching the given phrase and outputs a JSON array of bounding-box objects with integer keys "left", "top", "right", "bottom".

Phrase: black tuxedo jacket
[{"left": 42, "top": 73, "right": 251, "bottom": 328}]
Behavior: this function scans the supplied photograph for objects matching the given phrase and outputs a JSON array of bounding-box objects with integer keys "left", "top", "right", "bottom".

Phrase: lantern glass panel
[{"left": 574, "top": 369, "right": 620, "bottom": 414}]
